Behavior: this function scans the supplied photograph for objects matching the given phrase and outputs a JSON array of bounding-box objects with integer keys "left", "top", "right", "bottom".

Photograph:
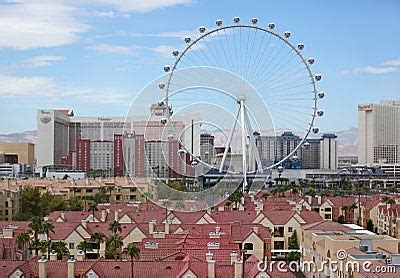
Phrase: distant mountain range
[
  {"left": 0, "top": 130, "right": 37, "bottom": 144},
  {"left": 0, "top": 127, "right": 359, "bottom": 156}
]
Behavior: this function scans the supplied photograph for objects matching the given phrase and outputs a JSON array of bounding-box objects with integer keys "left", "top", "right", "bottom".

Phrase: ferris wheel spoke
[
  {"left": 247, "top": 29, "right": 271, "bottom": 83},
  {"left": 216, "top": 30, "right": 234, "bottom": 72},
  {"left": 243, "top": 26, "right": 258, "bottom": 80},
  {"left": 259, "top": 52, "right": 302, "bottom": 88},
  {"left": 252, "top": 42, "right": 285, "bottom": 86},
  {"left": 263, "top": 76, "right": 311, "bottom": 92},
  {"left": 261, "top": 63, "right": 307, "bottom": 89},
  {"left": 201, "top": 35, "right": 224, "bottom": 69},
  {"left": 253, "top": 48, "right": 294, "bottom": 88},
  {"left": 268, "top": 110, "right": 310, "bottom": 132},
  {"left": 242, "top": 26, "right": 252, "bottom": 79}
]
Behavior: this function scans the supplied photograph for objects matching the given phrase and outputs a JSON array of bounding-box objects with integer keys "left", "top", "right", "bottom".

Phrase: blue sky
[{"left": 0, "top": 0, "right": 399, "bottom": 134}]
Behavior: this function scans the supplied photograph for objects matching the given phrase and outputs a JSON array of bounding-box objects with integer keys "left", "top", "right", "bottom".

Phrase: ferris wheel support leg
[
  {"left": 219, "top": 107, "right": 240, "bottom": 173},
  {"left": 239, "top": 97, "right": 248, "bottom": 192},
  {"left": 244, "top": 109, "right": 263, "bottom": 174}
]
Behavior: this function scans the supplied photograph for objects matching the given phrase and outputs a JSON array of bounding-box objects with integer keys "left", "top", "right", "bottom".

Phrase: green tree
[
  {"left": 16, "top": 232, "right": 30, "bottom": 259},
  {"left": 29, "top": 216, "right": 45, "bottom": 240},
  {"left": 366, "top": 219, "right": 374, "bottom": 232},
  {"left": 106, "top": 234, "right": 123, "bottom": 260},
  {"left": 109, "top": 221, "right": 122, "bottom": 260},
  {"left": 287, "top": 230, "right": 300, "bottom": 261},
  {"left": 228, "top": 190, "right": 243, "bottom": 210},
  {"left": 91, "top": 232, "right": 106, "bottom": 257},
  {"left": 337, "top": 215, "right": 345, "bottom": 224},
  {"left": 29, "top": 239, "right": 42, "bottom": 256},
  {"left": 124, "top": 243, "right": 140, "bottom": 278},
  {"left": 77, "top": 240, "right": 93, "bottom": 258},
  {"left": 16, "top": 186, "right": 42, "bottom": 220},
  {"left": 382, "top": 196, "right": 395, "bottom": 205},
  {"left": 67, "top": 196, "right": 84, "bottom": 211},
  {"left": 50, "top": 241, "right": 70, "bottom": 259}
]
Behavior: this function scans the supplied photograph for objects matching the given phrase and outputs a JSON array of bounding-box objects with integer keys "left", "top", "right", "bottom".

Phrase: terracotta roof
[
  {"left": 262, "top": 211, "right": 296, "bottom": 225},
  {"left": 326, "top": 197, "right": 357, "bottom": 207},
  {"left": 301, "top": 220, "right": 353, "bottom": 233},
  {"left": 299, "top": 211, "right": 323, "bottom": 224}
]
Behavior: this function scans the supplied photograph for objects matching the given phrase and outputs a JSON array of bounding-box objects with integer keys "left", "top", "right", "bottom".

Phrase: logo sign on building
[
  {"left": 40, "top": 115, "right": 51, "bottom": 124},
  {"left": 358, "top": 104, "right": 372, "bottom": 111}
]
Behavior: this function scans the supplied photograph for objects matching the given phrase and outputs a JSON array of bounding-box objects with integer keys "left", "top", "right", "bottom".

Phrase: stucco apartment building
[{"left": 300, "top": 220, "right": 400, "bottom": 278}]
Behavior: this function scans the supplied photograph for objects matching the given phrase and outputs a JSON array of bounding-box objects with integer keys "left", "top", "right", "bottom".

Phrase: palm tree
[
  {"left": 91, "top": 232, "right": 106, "bottom": 257},
  {"left": 109, "top": 221, "right": 122, "bottom": 260},
  {"left": 41, "top": 221, "right": 55, "bottom": 239},
  {"left": 382, "top": 196, "right": 395, "bottom": 205},
  {"left": 50, "top": 241, "right": 70, "bottom": 259},
  {"left": 77, "top": 240, "right": 93, "bottom": 258},
  {"left": 16, "top": 232, "right": 30, "bottom": 259},
  {"left": 106, "top": 234, "right": 123, "bottom": 260},
  {"left": 40, "top": 239, "right": 52, "bottom": 258},
  {"left": 29, "top": 239, "right": 42, "bottom": 256},
  {"left": 29, "top": 216, "right": 44, "bottom": 240},
  {"left": 88, "top": 203, "right": 98, "bottom": 220},
  {"left": 124, "top": 243, "right": 140, "bottom": 278}
]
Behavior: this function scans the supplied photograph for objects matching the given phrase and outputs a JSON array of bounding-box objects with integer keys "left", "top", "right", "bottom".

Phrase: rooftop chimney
[
  {"left": 49, "top": 250, "right": 57, "bottom": 260},
  {"left": 165, "top": 220, "right": 171, "bottom": 235},
  {"left": 230, "top": 251, "right": 238, "bottom": 265},
  {"left": 60, "top": 212, "right": 65, "bottom": 221},
  {"left": 101, "top": 209, "right": 107, "bottom": 222},
  {"left": 207, "top": 259, "right": 215, "bottom": 278},
  {"left": 149, "top": 219, "right": 156, "bottom": 235},
  {"left": 76, "top": 250, "right": 85, "bottom": 261},
  {"left": 38, "top": 257, "right": 47, "bottom": 278},
  {"left": 114, "top": 210, "right": 119, "bottom": 221},
  {"left": 67, "top": 258, "right": 76, "bottom": 278},
  {"left": 206, "top": 251, "right": 213, "bottom": 261},
  {"left": 234, "top": 259, "right": 243, "bottom": 278}
]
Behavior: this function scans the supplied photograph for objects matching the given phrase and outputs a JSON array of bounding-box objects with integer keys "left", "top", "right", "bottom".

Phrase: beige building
[
  {"left": 0, "top": 182, "right": 20, "bottom": 221},
  {"left": 0, "top": 143, "right": 35, "bottom": 165},
  {"left": 358, "top": 101, "right": 400, "bottom": 165},
  {"left": 301, "top": 220, "right": 400, "bottom": 278}
]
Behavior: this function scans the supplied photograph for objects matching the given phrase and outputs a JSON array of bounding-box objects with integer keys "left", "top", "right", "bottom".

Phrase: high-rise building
[
  {"left": 255, "top": 131, "right": 301, "bottom": 169},
  {"left": 90, "top": 141, "right": 114, "bottom": 174},
  {"left": 76, "top": 139, "right": 90, "bottom": 172},
  {"left": 358, "top": 101, "right": 400, "bottom": 165},
  {"left": 123, "top": 133, "right": 145, "bottom": 177},
  {"left": 114, "top": 134, "right": 123, "bottom": 176},
  {"left": 37, "top": 106, "right": 199, "bottom": 169},
  {"left": 37, "top": 109, "right": 71, "bottom": 166},
  {"left": 301, "top": 138, "right": 321, "bottom": 169},
  {"left": 319, "top": 133, "right": 338, "bottom": 170},
  {"left": 200, "top": 133, "right": 214, "bottom": 165}
]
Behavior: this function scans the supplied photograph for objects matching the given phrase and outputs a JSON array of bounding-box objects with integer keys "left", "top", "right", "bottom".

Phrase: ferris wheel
[{"left": 158, "top": 17, "right": 325, "bottom": 191}]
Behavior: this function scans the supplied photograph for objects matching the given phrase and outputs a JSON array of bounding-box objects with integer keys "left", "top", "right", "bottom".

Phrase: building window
[
  {"left": 288, "top": 227, "right": 293, "bottom": 233},
  {"left": 69, "top": 243, "right": 75, "bottom": 249}
]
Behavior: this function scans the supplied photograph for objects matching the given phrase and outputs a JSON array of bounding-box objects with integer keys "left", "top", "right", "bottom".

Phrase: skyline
[{"left": 1, "top": 0, "right": 400, "bottom": 134}]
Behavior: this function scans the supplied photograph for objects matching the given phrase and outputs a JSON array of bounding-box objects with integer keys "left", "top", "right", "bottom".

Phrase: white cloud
[
  {"left": 382, "top": 59, "right": 400, "bottom": 67},
  {"left": 340, "top": 58, "right": 400, "bottom": 75},
  {"left": 87, "top": 9, "right": 130, "bottom": 18},
  {"left": 0, "top": 74, "right": 58, "bottom": 97},
  {"left": 89, "top": 43, "right": 143, "bottom": 55},
  {"left": 1, "top": 55, "right": 65, "bottom": 72},
  {"left": 351, "top": 66, "right": 399, "bottom": 74},
  {"left": 0, "top": 73, "right": 129, "bottom": 104},
  {"left": 87, "top": 0, "right": 194, "bottom": 12},
  {"left": 0, "top": 0, "right": 90, "bottom": 50}
]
